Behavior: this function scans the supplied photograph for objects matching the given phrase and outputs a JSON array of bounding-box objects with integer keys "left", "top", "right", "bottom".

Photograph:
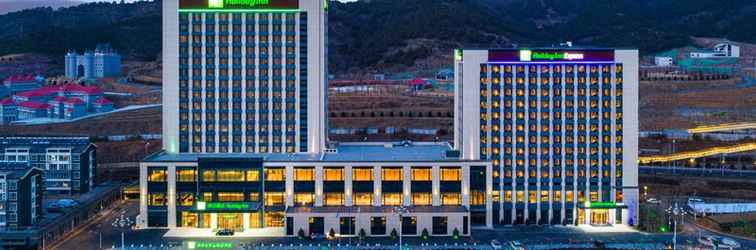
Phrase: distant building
[
  {"left": 373, "top": 74, "right": 386, "bottom": 81},
  {"left": 0, "top": 164, "right": 43, "bottom": 230},
  {"left": 1, "top": 75, "right": 43, "bottom": 98},
  {"left": 65, "top": 44, "right": 121, "bottom": 80},
  {"left": 436, "top": 68, "right": 454, "bottom": 81},
  {"left": 0, "top": 137, "right": 96, "bottom": 194},
  {"left": 690, "top": 43, "right": 740, "bottom": 58},
  {"left": 654, "top": 56, "right": 673, "bottom": 67},
  {"left": 1, "top": 83, "right": 113, "bottom": 122}
]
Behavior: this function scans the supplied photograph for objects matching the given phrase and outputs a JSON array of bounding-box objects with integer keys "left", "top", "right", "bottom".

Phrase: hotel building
[
  {"left": 140, "top": 0, "right": 491, "bottom": 237},
  {"left": 454, "top": 49, "right": 639, "bottom": 226}
]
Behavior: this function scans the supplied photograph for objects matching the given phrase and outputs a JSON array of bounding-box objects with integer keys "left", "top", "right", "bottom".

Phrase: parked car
[
  {"left": 508, "top": 240, "right": 524, "bottom": 250},
  {"left": 646, "top": 198, "right": 661, "bottom": 204},
  {"left": 216, "top": 229, "right": 234, "bottom": 236},
  {"left": 310, "top": 233, "right": 325, "bottom": 240},
  {"left": 490, "top": 239, "right": 503, "bottom": 249}
]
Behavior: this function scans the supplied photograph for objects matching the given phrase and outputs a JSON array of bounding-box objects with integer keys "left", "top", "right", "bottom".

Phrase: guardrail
[{"left": 638, "top": 142, "right": 756, "bottom": 164}]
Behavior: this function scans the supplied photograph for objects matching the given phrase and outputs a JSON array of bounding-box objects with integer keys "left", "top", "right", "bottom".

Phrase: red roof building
[
  {"left": 93, "top": 97, "right": 113, "bottom": 105},
  {"left": 18, "top": 101, "right": 50, "bottom": 110},
  {"left": 0, "top": 98, "right": 16, "bottom": 106}
]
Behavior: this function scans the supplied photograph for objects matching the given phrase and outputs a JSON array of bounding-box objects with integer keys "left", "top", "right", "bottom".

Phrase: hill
[
  {"left": 0, "top": 0, "right": 754, "bottom": 74},
  {"left": 0, "top": 0, "right": 82, "bottom": 15}
]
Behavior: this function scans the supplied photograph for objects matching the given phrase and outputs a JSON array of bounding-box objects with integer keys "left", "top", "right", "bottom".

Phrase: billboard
[{"left": 179, "top": 0, "right": 299, "bottom": 10}]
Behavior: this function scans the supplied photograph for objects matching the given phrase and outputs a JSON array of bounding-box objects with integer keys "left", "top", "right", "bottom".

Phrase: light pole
[
  {"left": 665, "top": 202, "right": 690, "bottom": 250},
  {"left": 112, "top": 211, "right": 134, "bottom": 250},
  {"left": 392, "top": 206, "right": 408, "bottom": 250},
  {"left": 671, "top": 139, "right": 676, "bottom": 174}
]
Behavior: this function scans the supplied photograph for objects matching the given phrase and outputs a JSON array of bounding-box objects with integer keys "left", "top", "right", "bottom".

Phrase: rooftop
[
  {"left": 0, "top": 136, "right": 93, "bottom": 153},
  {"left": 18, "top": 101, "right": 50, "bottom": 110},
  {"left": 144, "top": 142, "right": 483, "bottom": 163},
  {"left": 0, "top": 162, "right": 33, "bottom": 178}
]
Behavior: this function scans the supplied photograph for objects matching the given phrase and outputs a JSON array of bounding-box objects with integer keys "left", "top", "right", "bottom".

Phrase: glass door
[
  {"left": 218, "top": 213, "right": 243, "bottom": 231},
  {"left": 590, "top": 209, "right": 609, "bottom": 225}
]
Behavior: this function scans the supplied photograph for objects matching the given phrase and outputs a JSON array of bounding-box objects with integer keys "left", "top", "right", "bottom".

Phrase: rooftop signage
[
  {"left": 489, "top": 49, "right": 615, "bottom": 62},
  {"left": 179, "top": 0, "right": 299, "bottom": 10}
]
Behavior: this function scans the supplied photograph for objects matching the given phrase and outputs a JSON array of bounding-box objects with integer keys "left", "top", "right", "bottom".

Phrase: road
[
  {"left": 51, "top": 201, "right": 145, "bottom": 250},
  {"left": 641, "top": 165, "right": 756, "bottom": 179}
]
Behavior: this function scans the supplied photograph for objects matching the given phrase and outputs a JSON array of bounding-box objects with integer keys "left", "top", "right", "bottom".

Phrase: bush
[
  {"left": 329, "top": 228, "right": 336, "bottom": 238},
  {"left": 421, "top": 228, "right": 429, "bottom": 240},
  {"left": 452, "top": 228, "right": 460, "bottom": 239},
  {"left": 358, "top": 228, "right": 366, "bottom": 239},
  {"left": 390, "top": 228, "right": 398, "bottom": 240}
]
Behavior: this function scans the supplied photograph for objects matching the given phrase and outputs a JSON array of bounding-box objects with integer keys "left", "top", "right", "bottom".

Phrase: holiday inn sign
[{"left": 179, "top": 0, "right": 299, "bottom": 10}]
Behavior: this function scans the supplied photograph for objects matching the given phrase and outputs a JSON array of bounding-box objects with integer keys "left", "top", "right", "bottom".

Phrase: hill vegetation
[{"left": 0, "top": 0, "right": 754, "bottom": 74}]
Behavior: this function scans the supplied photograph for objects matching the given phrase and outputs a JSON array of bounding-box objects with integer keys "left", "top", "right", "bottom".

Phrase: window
[
  {"left": 402, "top": 216, "right": 417, "bottom": 235},
  {"left": 202, "top": 192, "right": 213, "bottom": 202},
  {"left": 217, "top": 170, "right": 245, "bottom": 182},
  {"left": 246, "top": 170, "right": 260, "bottom": 182},
  {"left": 265, "top": 192, "right": 285, "bottom": 206},
  {"left": 294, "top": 193, "right": 314, "bottom": 206},
  {"left": 504, "top": 191, "right": 513, "bottom": 202},
  {"left": 432, "top": 217, "right": 448, "bottom": 235},
  {"left": 323, "top": 168, "right": 343, "bottom": 181},
  {"left": 353, "top": 192, "right": 373, "bottom": 206},
  {"left": 176, "top": 169, "right": 196, "bottom": 182},
  {"left": 148, "top": 169, "right": 166, "bottom": 182},
  {"left": 294, "top": 168, "right": 314, "bottom": 181},
  {"left": 516, "top": 191, "right": 524, "bottom": 203},
  {"left": 340, "top": 217, "right": 356, "bottom": 235},
  {"left": 381, "top": 168, "right": 402, "bottom": 181},
  {"left": 218, "top": 192, "right": 244, "bottom": 202},
  {"left": 528, "top": 191, "right": 537, "bottom": 204},
  {"left": 202, "top": 170, "right": 216, "bottom": 182},
  {"left": 371, "top": 217, "right": 386, "bottom": 235},
  {"left": 352, "top": 168, "right": 373, "bottom": 181},
  {"left": 265, "top": 211, "right": 285, "bottom": 227},
  {"left": 265, "top": 168, "right": 285, "bottom": 181},
  {"left": 178, "top": 193, "right": 194, "bottom": 206},
  {"left": 441, "top": 193, "right": 461, "bottom": 205},
  {"left": 148, "top": 193, "right": 166, "bottom": 206},
  {"left": 249, "top": 192, "right": 260, "bottom": 202},
  {"left": 412, "top": 193, "right": 432, "bottom": 205},
  {"left": 540, "top": 191, "right": 549, "bottom": 202},
  {"left": 470, "top": 191, "right": 485, "bottom": 205},
  {"left": 440, "top": 168, "right": 461, "bottom": 181},
  {"left": 382, "top": 193, "right": 402, "bottom": 206},
  {"left": 324, "top": 193, "right": 344, "bottom": 206},
  {"left": 566, "top": 191, "right": 574, "bottom": 202},
  {"left": 411, "top": 168, "right": 431, "bottom": 181}
]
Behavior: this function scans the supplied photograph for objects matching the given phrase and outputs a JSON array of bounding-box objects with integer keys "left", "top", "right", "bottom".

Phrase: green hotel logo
[
  {"left": 519, "top": 50, "right": 585, "bottom": 61},
  {"left": 210, "top": 0, "right": 272, "bottom": 8}
]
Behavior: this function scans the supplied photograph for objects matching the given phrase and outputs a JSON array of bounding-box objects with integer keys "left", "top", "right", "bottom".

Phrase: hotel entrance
[
  {"left": 590, "top": 209, "right": 609, "bottom": 225},
  {"left": 218, "top": 213, "right": 244, "bottom": 230}
]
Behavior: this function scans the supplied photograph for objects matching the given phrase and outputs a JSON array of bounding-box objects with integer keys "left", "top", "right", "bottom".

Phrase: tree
[
  {"left": 329, "top": 228, "right": 336, "bottom": 239},
  {"left": 390, "top": 228, "right": 398, "bottom": 240},
  {"left": 452, "top": 228, "right": 460, "bottom": 240},
  {"left": 421, "top": 228, "right": 429, "bottom": 240},
  {"left": 358, "top": 228, "right": 366, "bottom": 240},
  {"left": 297, "top": 228, "right": 305, "bottom": 239}
]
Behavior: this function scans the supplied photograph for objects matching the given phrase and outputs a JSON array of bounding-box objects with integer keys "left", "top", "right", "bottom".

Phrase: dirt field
[{"left": 0, "top": 106, "right": 161, "bottom": 137}]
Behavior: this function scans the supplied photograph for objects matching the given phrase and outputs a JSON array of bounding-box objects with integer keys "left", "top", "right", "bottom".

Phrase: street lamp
[
  {"left": 392, "top": 206, "right": 409, "bottom": 250},
  {"left": 665, "top": 202, "right": 691, "bottom": 250},
  {"left": 112, "top": 211, "right": 134, "bottom": 250}
]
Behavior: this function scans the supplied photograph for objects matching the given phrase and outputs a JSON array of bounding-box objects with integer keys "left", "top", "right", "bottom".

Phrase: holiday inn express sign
[
  {"left": 180, "top": 0, "right": 299, "bottom": 10},
  {"left": 488, "top": 49, "right": 615, "bottom": 62}
]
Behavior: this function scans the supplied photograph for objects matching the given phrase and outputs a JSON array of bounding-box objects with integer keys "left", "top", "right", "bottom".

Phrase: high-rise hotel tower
[
  {"left": 454, "top": 49, "right": 639, "bottom": 226},
  {"left": 163, "top": 0, "right": 327, "bottom": 155}
]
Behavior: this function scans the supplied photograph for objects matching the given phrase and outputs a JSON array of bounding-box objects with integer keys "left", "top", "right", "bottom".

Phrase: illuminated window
[
  {"left": 294, "top": 168, "right": 315, "bottom": 181},
  {"left": 218, "top": 192, "right": 244, "bottom": 202},
  {"left": 246, "top": 170, "right": 260, "bottom": 182},
  {"left": 249, "top": 192, "right": 259, "bottom": 202},
  {"left": 148, "top": 169, "right": 166, "bottom": 182},
  {"left": 515, "top": 191, "right": 524, "bottom": 203},
  {"left": 411, "top": 193, "right": 431, "bottom": 205},
  {"left": 202, "top": 192, "right": 213, "bottom": 202},
  {"left": 176, "top": 169, "right": 196, "bottom": 182},
  {"left": 471, "top": 191, "right": 485, "bottom": 205},
  {"left": 202, "top": 170, "right": 216, "bottom": 182},
  {"left": 382, "top": 193, "right": 402, "bottom": 206},
  {"left": 265, "top": 211, "right": 284, "bottom": 227},
  {"left": 352, "top": 168, "right": 373, "bottom": 181},
  {"left": 411, "top": 168, "right": 431, "bottom": 181},
  {"left": 504, "top": 191, "right": 512, "bottom": 202},
  {"left": 325, "top": 193, "right": 344, "bottom": 206},
  {"left": 616, "top": 191, "right": 623, "bottom": 203},
  {"left": 440, "top": 168, "right": 461, "bottom": 181},
  {"left": 264, "top": 192, "right": 285, "bottom": 206},
  {"left": 528, "top": 191, "right": 537, "bottom": 204},
  {"left": 178, "top": 193, "right": 194, "bottom": 206},
  {"left": 353, "top": 192, "right": 373, "bottom": 206},
  {"left": 540, "top": 191, "right": 549, "bottom": 202},
  {"left": 294, "top": 193, "right": 314, "bottom": 206},
  {"left": 590, "top": 191, "right": 599, "bottom": 202},
  {"left": 217, "top": 170, "right": 245, "bottom": 182},
  {"left": 148, "top": 193, "right": 166, "bottom": 206},
  {"left": 441, "top": 193, "right": 461, "bottom": 205},
  {"left": 324, "top": 168, "right": 344, "bottom": 181},
  {"left": 381, "top": 168, "right": 402, "bottom": 181},
  {"left": 265, "top": 168, "right": 285, "bottom": 181}
]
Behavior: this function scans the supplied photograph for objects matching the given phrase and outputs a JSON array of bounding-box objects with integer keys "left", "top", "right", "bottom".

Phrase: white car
[
  {"left": 646, "top": 198, "right": 661, "bottom": 204},
  {"left": 508, "top": 241, "right": 524, "bottom": 250},
  {"left": 490, "top": 239, "right": 503, "bottom": 249}
]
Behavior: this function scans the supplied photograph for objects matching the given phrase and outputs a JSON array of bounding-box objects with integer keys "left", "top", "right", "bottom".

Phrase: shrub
[
  {"left": 297, "top": 228, "right": 305, "bottom": 239},
  {"left": 329, "top": 228, "right": 336, "bottom": 238},
  {"left": 452, "top": 228, "right": 460, "bottom": 239},
  {"left": 421, "top": 228, "right": 429, "bottom": 240},
  {"left": 390, "top": 228, "right": 398, "bottom": 240},
  {"left": 359, "top": 228, "right": 366, "bottom": 239}
]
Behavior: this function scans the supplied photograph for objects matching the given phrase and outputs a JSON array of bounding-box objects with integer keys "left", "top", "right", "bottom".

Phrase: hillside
[
  {"left": 0, "top": 0, "right": 754, "bottom": 74},
  {"left": 0, "top": 0, "right": 82, "bottom": 15}
]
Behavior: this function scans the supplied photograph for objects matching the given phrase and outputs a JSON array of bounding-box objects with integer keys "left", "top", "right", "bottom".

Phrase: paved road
[
  {"left": 56, "top": 200, "right": 756, "bottom": 249},
  {"left": 640, "top": 166, "right": 756, "bottom": 179}
]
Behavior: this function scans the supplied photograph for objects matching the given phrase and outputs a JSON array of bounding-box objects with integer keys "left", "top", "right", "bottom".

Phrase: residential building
[
  {"left": 3, "top": 83, "right": 112, "bottom": 121},
  {"left": 0, "top": 164, "right": 43, "bottom": 230},
  {"left": 1, "top": 75, "right": 42, "bottom": 98},
  {"left": 690, "top": 42, "right": 740, "bottom": 58},
  {"left": 654, "top": 57, "right": 673, "bottom": 67},
  {"left": 0, "top": 137, "right": 96, "bottom": 194},
  {"left": 453, "top": 48, "right": 639, "bottom": 226}
]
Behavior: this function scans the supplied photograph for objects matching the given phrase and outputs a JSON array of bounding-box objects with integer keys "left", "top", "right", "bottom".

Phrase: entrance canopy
[{"left": 578, "top": 202, "right": 628, "bottom": 209}]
